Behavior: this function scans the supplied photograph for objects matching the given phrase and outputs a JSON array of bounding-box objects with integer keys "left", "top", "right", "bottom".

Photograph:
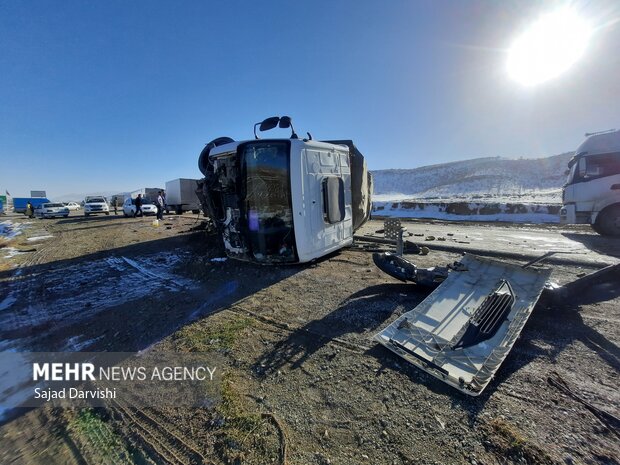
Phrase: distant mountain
[{"left": 371, "top": 153, "right": 572, "bottom": 200}]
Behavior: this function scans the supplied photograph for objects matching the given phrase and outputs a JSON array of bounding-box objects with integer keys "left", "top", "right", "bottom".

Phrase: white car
[
  {"left": 35, "top": 203, "right": 70, "bottom": 218},
  {"left": 123, "top": 198, "right": 158, "bottom": 217},
  {"left": 64, "top": 202, "right": 81, "bottom": 211},
  {"left": 84, "top": 196, "right": 110, "bottom": 216}
]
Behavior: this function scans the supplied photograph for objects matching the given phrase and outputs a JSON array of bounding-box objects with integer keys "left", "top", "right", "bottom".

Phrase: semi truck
[
  {"left": 164, "top": 178, "right": 201, "bottom": 214},
  {"left": 560, "top": 129, "right": 620, "bottom": 235},
  {"left": 196, "top": 116, "right": 373, "bottom": 264}
]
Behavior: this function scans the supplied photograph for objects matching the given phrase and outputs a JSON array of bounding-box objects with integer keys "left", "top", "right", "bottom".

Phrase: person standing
[
  {"left": 26, "top": 201, "right": 34, "bottom": 218},
  {"left": 134, "top": 194, "right": 143, "bottom": 218},
  {"left": 156, "top": 191, "right": 164, "bottom": 220}
]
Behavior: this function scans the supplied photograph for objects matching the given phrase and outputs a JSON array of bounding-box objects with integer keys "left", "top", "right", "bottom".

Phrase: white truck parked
[
  {"left": 560, "top": 129, "right": 620, "bottom": 235},
  {"left": 164, "top": 178, "right": 201, "bottom": 214}
]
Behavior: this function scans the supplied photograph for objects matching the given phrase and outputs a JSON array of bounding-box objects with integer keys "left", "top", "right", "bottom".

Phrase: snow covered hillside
[{"left": 371, "top": 152, "right": 572, "bottom": 203}]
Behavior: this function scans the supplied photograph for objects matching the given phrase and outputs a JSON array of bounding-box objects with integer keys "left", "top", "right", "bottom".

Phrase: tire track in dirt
[{"left": 110, "top": 400, "right": 211, "bottom": 465}]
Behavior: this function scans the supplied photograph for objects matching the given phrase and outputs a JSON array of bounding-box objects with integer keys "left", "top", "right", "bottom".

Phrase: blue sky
[{"left": 1, "top": 0, "right": 619, "bottom": 198}]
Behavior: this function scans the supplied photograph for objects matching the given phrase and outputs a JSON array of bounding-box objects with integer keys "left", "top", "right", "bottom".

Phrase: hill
[{"left": 371, "top": 153, "right": 572, "bottom": 203}]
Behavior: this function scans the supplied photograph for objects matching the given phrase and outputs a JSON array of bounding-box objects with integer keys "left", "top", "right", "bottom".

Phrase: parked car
[
  {"left": 122, "top": 197, "right": 158, "bottom": 217},
  {"left": 34, "top": 203, "right": 70, "bottom": 218},
  {"left": 64, "top": 202, "right": 81, "bottom": 211},
  {"left": 84, "top": 196, "right": 110, "bottom": 216}
]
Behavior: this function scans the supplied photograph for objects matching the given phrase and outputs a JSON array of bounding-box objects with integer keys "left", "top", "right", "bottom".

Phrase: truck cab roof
[{"left": 576, "top": 129, "right": 620, "bottom": 157}]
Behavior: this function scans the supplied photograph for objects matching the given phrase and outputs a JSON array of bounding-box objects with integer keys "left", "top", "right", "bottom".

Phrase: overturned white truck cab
[{"left": 196, "top": 117, "right": 372, "bottom": 263}]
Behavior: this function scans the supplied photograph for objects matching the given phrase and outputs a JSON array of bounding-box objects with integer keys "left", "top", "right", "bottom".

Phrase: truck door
[{"left": 573, "top": 153, "right": 620, "bottom": 215}]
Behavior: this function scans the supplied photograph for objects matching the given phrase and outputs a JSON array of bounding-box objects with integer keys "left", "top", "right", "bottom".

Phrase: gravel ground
[{"left": 0, "top": 213, "right": 618, "bottom": 465}]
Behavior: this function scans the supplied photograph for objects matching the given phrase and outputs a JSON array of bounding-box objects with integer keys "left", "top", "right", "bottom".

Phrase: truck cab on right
[{"left": 561, "top": 129, "right": 620, "bottom": 235}]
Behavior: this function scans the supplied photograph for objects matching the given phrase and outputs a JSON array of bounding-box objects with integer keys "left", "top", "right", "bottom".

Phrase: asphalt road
[{"left": 359, "top": 218, "right": 620, "bottom": 268}]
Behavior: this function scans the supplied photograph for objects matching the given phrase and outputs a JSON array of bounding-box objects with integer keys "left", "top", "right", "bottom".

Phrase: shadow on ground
[
  {"left": 255, "top": 283, "right": 428, "bottom": 375},
  {"left": 562, "top": 232, "right": 620, "bottom": 258}
]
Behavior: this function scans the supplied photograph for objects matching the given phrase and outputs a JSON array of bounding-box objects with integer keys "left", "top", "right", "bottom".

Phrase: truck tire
[
  {"left": 198, "top": 137, "right": 234, "bottom": 176},
  {"left": 175, "top": 206, "right": 183, "bottom": 215},
  {"left": 594, "top": 204, "right": 620, "bottom": 236}
]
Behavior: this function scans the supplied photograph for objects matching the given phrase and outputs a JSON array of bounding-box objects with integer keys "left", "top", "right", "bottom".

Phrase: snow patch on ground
[
  {"left": 0, "top": 250, "right": 197, "bottom": 333},
  {"left": 26, "top": 235, "right": 54, "bottom": 242},
  {"left": 63, "top": 335, "right": 104, "bottom": 351},
  {"left": 0, "top": 221, "right": 23, "bottom": 240},
  {"left": 1, "top": 247, "right": 22, "bottom": 259},
  {"left": 0, "top": 295, "right": 17, "bottom": 311}
]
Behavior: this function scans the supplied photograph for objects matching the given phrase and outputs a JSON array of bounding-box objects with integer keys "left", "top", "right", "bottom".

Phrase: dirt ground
[{"left": 0, "top": 212, "right": 618, "bottom": 465}]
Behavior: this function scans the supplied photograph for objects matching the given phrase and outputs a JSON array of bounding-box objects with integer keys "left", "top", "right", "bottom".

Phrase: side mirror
[
  {"left": 278, "top": 115, "right": 298, "bottom": 139},
  {"left": 259, "top": 116, "right": 280, "bottom": 132},
  {"left": 254, "top": 116, "right": 280, "bottom": 139},
  {"left": 278, "top": 116, "right": 292, "bottom": 128}
]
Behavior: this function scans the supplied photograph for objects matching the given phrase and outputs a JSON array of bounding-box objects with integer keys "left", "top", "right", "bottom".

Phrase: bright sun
[{"left": 507, "top": 8, "right": 592, "bottom": 86}]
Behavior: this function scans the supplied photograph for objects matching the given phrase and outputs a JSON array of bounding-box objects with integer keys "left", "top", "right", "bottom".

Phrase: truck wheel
[
  {"left": 591, "top": 221, "right": 605, "bottom": 235},
  {"left": 175, "top": 206, "right": 183, "bottom": 215},
  {"left": 595, "top": 205, "right": 620, "bottom": 236},
  {"left": 199, "top": 137, "right": 234, "bottom": 176}
]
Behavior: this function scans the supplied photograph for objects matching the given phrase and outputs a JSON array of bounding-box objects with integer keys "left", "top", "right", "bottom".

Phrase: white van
[{"left": 560, "top": 129, "right": 620, "bottom": 235}]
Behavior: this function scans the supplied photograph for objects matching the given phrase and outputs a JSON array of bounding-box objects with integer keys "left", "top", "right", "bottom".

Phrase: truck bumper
[
  {"left": 560, "top": 204, "right": 576, "bottom": 224},
  {"left": 560, "top": 204, "right": 592, "bottom": 224}
]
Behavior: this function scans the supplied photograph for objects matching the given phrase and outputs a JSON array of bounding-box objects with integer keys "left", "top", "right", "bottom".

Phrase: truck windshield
[{"left": 241, "top": 141, "right": 296, "bottom": 262}]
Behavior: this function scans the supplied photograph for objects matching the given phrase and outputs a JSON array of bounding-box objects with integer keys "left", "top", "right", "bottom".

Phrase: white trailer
[
  {"left": 560, "top": 129, "right": 620, "bottom": 235},
  {"left": 129, "top": 188, "right": 162, "bottom": 203},
  {"left": 165, "top": 178, "right": 201, "bottom": 214}
]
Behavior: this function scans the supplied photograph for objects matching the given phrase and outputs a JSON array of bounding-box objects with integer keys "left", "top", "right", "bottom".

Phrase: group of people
[{"left": 133, "top": 190, "right": 166, "bottom": 220}]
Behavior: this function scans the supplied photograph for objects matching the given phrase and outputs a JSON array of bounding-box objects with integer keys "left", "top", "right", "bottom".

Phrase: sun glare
[{"left": 507, "top": 8, "right": 592, "bottom": 86}]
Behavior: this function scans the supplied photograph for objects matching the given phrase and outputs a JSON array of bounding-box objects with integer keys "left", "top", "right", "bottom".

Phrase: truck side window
[
  {"left": 322, "top": 177, "right": 345, "bottom": 224},
  {"left": 578, "top": 157, "right": 587, "bottom": 179},
  {"left": 585, "top": 153, "right": 620, "bottom": 179}
]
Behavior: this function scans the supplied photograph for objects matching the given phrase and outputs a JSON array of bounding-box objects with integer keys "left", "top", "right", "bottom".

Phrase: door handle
[{"left": 611, "top": 184, "right": 620, "bottom": 190}]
